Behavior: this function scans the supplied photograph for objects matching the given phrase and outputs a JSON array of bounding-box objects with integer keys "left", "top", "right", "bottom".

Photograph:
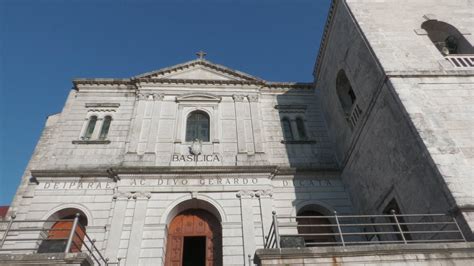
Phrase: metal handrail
[
  {"left": 0, "top": 213, "right": 109, "bottom": 265},
  {"left": 264, "top": 211, "right": 467, "bottom": 249}
]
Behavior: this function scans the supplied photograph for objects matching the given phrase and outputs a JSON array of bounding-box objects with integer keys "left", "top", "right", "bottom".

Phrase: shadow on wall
[{"left": 275, "top": 86, "right": 336, "bottom": 169}]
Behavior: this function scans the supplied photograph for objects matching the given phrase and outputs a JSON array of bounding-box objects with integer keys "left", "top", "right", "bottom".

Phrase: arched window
[
  {"left": 186, "top": 111, "right": 210, "bottom": 142},
  {"left": 38, "top": 209, "right": 88, "bottom": 253},
  {"left": 421, "top": 20, "right": 474, "bottom": 55},
  {"left": 99, "top": 116, "right": 112, "bottom": 140},
  {"left": 297, "top": 209, "right": 335, "bottom": 246},
  {"left": 336, "top": 70, "right": 356, "bottom": 115},
  {"left": 83, "top": 116, "right": 97, "bottom": 140},
  {"left": 281, "top": 117, "right": 293, "bottom": 141},
  {"left": 295, "top": 117, "right": 306, "bottom": 139}
]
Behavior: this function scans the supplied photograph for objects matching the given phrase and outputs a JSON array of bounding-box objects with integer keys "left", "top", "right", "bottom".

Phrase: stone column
[
  {"left": 248, "top": 95, "right": 264, "bottom": 153},
  {"left": 233, "top": 95, "right": 247, "bottom": 154},
  {"left": 125, "top": 192, "right": 151, "bottom": 266},
  {"left": 237, "top": 190, "right": 256, "bottom": 265},
  {"left": 105, "top": 192, "right": 131, "bottom": 262}
]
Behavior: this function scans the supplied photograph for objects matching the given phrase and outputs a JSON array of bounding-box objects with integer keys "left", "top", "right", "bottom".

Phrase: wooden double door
[{"left": 165, "top": 209, "right": 222, "bottom": 266}]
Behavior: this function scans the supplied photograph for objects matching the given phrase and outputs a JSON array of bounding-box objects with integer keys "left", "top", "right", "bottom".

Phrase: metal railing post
[
  {"left": 65, "top": 213, "right": 80, "bottom": 254},
  {"left": 272, "top": 211, "right": 281, "bottom": 249},
  {"left": 391, "top": 210, "right": 407, "bottom": 244},
  {"left": 452, "top": 216, "right": 467, "bottom": 242},
  {"left": 334, "top": 211, "right": 345, "bottom": 246},
  {"left": 0, "top": 214, "right": 15, "bottom": 248}
]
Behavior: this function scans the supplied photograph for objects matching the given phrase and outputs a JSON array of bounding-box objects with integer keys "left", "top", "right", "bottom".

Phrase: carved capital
[
  {"left": 131, "top": 191, "right": 152, "bottom": 200},
  {"left": 112, "top": 191, "right": 133, "bottom": 200},
  {"left": 236, "top": 190, "right": 255, "bottom": 198},
  {"left": 136, "top": 93, "right": 163, "bottom": 101},
  {"left": 255, "top": 189, "right": 273, "bottom": 198},
  {"left": 232, "top": 94, "right": 246, "bottom": 102},
  {"left": 247, "top": 94, "right": 259, "bottom": 102}
]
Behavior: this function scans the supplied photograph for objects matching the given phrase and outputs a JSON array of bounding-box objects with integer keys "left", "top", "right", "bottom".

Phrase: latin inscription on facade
[
  {"left": 39, "top": 178, "right": 334, "bottom": 189},
  {"left": 281, "top": 179, "right": 333, "bottom": 187},
  {"left": 41, "top": 181, "right": 114, "bottom": 190},
  {"left": 129, "top": 177, "right": 258, "bottom": 186},
  {"left": 171, "top": 154, "right": 220, "bottom": 162}
]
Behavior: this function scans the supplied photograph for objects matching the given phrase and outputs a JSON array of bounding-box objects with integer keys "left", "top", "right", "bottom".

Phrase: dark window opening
[
  {"left": 83, "top": 116, "right": 97, "bottom": 140},
  {"left": 348, "top": 89, "right": 356, "bottom": 104},
  {"left": 296, "top": 118, "right": 307, "bottom": 139},
  {"left": 383, "top": 199, "right": 411, "bottom": 241},
  {"left": 99, "top": 116, "right": 112, "bottom": 140},
  {"left": 182, "top": 236, "right": 206, "bottom": 266},
  {"left": 421, "top": 20, "right": 474, "bottom": 55},
  {"left": 297, "top": 210, "right": 334, "bottom": 246},
  {"left": 186, "top": 111, "right": 210, "bottom": 142},
  {"left": 336, "top": 70, "right": 357, "bottom": 115},
  {"left": 281, "top": 118, "right": 294, "bottom": 141}
]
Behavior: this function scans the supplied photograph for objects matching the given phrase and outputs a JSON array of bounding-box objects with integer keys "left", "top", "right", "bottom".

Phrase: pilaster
[
  {"left": 237, "top": 190, "right": 256, "bottom": 265},
  {"left": 105, "top": 192, "right": 131, "bottom": 262},
  {"left": 125, "top": 192, "right": 151, "bottom": 266},
  {"left": 233, "top": 95, "right": 247, "bottom": 154},
  {"left": 255, "top": 189, "right": 273, "bottom": 248}
]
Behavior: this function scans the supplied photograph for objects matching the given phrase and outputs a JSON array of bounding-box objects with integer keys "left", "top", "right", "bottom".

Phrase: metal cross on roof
[{"left": 196, "top": 50, "right": 207, "bottom": 60}]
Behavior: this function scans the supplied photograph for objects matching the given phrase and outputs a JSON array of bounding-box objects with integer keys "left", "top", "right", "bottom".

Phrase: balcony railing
[
  {"left": 445, "top": 55, "right": 474, "bottom": 68},
  {"left": 0, "top": 214, "right": 108, "bottom": 265},
  {"left": 265, "top": 211, "right": 467, "bottom": 249},
  {"left": 345, "top": 103, "right": 363, "bottom": 129}
]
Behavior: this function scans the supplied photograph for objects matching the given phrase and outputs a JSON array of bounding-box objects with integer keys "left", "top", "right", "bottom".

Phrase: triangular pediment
[{"left": 135, "top": 59, "right": 262, "bottom": 82}]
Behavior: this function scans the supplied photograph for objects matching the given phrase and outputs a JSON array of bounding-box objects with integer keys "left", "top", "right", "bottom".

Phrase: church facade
[
  {"left": 2, "top": 0, "right": 474, "bottom": 265},
  {"left": 4, "top": 57, "right": 354, "bottom": 265}
]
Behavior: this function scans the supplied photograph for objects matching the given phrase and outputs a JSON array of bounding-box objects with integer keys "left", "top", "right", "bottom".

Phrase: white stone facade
[{"left": 5, "top": 59, "right": 352, "bottom": 265}]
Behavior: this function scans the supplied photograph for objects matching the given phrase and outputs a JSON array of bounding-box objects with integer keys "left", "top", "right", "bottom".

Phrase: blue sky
[{"left": 0, "top": 0, "right": 331, "bottom": 205}]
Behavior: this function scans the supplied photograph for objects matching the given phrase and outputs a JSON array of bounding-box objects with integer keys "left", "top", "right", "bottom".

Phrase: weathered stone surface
[
  {"left": 0, "top": 253, "right": 93, "bottom": 266},
  {"left": 255, "top": 242, "right": 474, "bottom": 265}
]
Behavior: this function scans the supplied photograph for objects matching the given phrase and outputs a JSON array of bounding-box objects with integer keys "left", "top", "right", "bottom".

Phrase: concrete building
[{"left": 1, "top": 0, "right": 473, "bottom": 265}]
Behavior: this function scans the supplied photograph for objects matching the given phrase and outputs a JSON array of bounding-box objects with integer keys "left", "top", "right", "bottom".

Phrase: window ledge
[
  {"left": 72, "top": 140, "right": 111, "bottom": 145},
  {"left": 281, "top": 140, "right": 316, "bottom": 144}
]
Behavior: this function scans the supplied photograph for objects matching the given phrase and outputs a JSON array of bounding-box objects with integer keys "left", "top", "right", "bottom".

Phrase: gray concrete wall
[{"left": 315, "top": 0, "right": 473, "bottom": 238}]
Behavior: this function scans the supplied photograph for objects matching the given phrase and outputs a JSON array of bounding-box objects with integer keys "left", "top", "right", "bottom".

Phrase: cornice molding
[
  {"left": 30, "top": 166, "right": 340, "bottom": 178},
  {"left": 134, "top": 59, "right": 262, "bottom": 81},
  {"left": 313, "top": 0, "right": 338, "bottom": 80}
]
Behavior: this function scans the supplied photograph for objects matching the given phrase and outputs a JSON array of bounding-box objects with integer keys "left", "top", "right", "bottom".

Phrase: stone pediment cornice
[
  {"left": 135, "top": 77, "right": 264, "bottom": 86},
  {"left": 134, "top": 59, "right": 262, "bottom": 81},
  {"left": 313, "top": 0, "right": 337, "bottom": 80},
  {"left": 73, "top": 77, "right": 314, "bottom": 91}
]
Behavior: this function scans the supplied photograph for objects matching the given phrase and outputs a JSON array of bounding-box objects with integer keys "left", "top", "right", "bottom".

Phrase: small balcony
[
  {"left": 257, "top": 211, "right": 473, "bottom": 265},
  {"left": 0, "top": 214, "right": 108, "bottom": 265},
  {"left": 445, "top": 55, "right": 474, "bottom": 68},
  {"left": 345, "top": 103, "right": 363, "bottom": 129},
  {"left": 264, "top": 211, "right": 467, "bottom": 249}
]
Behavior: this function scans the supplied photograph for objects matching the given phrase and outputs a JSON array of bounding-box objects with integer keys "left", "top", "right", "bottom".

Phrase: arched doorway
[
  {"left": 38, "top": 209, "right": 88, "bottom": 253},
  {"left": 297, "top": 209, "right": 335, "bottom": 246},
  {"left": 165, "top": 209, "right": 222, "bottom": 266}
]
